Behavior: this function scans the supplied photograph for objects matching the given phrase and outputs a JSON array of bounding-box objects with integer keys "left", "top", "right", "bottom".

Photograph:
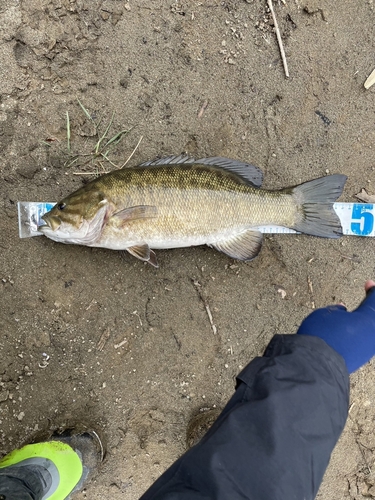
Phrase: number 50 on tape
[{"left": 335, "top": 203, "right": 375, "bottom": 237}]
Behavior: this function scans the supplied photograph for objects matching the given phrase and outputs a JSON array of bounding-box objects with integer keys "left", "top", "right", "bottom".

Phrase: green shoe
[{"left": 0, "top": 430, "right": 103, "bottom": 500}]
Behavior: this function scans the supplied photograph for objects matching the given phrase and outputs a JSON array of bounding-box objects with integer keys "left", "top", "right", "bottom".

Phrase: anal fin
[
  {"left": 212, "top": 229, "right": 263, "bottom": 261},
  {"left": 127, "top": 244, "right": 159, "bottom": 268}
]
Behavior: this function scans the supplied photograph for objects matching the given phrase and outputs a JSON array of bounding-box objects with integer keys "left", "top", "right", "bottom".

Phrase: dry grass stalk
[{"left": 267, "top": 0, "right": 289, "bottom": 78}]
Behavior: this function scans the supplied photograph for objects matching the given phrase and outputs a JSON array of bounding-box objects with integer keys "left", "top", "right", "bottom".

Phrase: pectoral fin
[
  {"left": 127, "top": 244, "right": 159, "bottom": 268},
  {"left": 113, "top": 205, "right": 158, "bottom": 222},
  {"left": 212, "top": 229, "right": 263, "bottom": 261}
]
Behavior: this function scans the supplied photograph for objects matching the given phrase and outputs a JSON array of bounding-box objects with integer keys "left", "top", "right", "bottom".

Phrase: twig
[
  {"left": 197, "top": 100, "right": 209, "bottom": 119},
  {"left": 120, "top": 136, "right": 144, "bottom": 168},
  {"left": 364, "top": 68, "right": 375, "bottom": 89},
  {"left": 267, "top": 0, "right": 289, "bottom": 78},
  {"left": 307, "top": 276, "right": 315, "bottom": 309},
  {"left": 66, "top": 111, "right": 71, "bottom": 152},
  {"left": 307, "top": 276, "right": 313, "bottom": 294},
  {"left": 337, "top": 251, "right": 361, "bottom": 263},
  {"left": 114, "top": 339, "right": 127, "bottom": 349},
  {"left": 192, "top": 279, "right": 217, "bottom": 335},
  {"left": 72, "top": 171, "right": 110, "bottom": 175},
  {"left": 86, "top": 298, "right": 97, "bottom": 310},
  {"left": 96, "top": 327, "right": 111, "bottom": 351},
  {"left": 204, "top": 302, "right": 217, "bottom": 335},
  {"left": 132, "top": 310, "right": 143, "bottom": 326}
]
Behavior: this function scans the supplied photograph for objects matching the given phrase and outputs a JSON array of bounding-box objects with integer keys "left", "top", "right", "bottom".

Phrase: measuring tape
[{"left": 17, "top": 201, "right": 375, "bottom": 238}]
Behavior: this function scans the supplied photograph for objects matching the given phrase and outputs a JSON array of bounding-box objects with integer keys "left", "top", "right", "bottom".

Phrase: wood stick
[
  {"left": 267, "top": 0, "right": 289, "bottom": 78},
  {"left": 192, "top": 279, "right": 217, "bottom": 335},
  {"left": 364, "top": 68, "right": 375, "bottom": 89}
]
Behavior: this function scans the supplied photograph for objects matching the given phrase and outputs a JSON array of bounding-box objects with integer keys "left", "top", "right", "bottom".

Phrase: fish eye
[{"left": 58, "top": 202, "right": 66, "bottom": 210}]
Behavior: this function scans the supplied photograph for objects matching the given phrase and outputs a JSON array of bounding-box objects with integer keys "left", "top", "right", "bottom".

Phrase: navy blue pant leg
[{"left": 140, "top": 335, "right": 349, "bottom": 500}]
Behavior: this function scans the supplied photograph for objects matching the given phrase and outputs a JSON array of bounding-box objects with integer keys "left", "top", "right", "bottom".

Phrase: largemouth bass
[{"left": 38, "top": 155, "right": 347, "bottom": 267}]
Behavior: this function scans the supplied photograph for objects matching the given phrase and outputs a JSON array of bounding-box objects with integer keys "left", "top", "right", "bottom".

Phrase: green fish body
[{"left": 39, "top": 156, "right": 347, "bottom": 267}]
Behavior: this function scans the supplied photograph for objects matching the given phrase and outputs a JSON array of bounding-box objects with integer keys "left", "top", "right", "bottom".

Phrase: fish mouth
[{"left": 38, "top": 214, "right": 61, "bottom": 232}]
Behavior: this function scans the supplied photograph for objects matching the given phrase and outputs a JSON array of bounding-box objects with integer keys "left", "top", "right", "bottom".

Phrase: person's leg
[
  {"left": 141, "top": 334, "right": 349, "bottom": 500},
  {"left": 0, "top": 464, "right": 50, "bottom": 500}
]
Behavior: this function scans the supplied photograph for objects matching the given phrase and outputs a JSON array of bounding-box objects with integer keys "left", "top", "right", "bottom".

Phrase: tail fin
[{"left": 292, "top": 174, "right": 347, "bottom": 238}]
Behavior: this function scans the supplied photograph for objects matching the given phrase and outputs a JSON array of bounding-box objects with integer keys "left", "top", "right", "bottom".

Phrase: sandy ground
[{"left": 1, "top": 0, "right": 375, "bottom": 498}]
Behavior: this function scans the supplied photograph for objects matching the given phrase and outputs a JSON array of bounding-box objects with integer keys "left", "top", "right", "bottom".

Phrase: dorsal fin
[
  {"left": 195, "top": 157, "right": 263, "bottom": 187},
  {"left": 137, "top": 155, "right": 263, "bottom": 187}
]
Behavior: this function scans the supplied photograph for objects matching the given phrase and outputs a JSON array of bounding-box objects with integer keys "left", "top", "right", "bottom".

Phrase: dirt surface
[{"left": 1, "top": 0, "right": 375, "bottom": 498}]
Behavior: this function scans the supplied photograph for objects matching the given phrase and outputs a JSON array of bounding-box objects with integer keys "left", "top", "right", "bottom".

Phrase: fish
[{"left": 38, "top": 155, "right": 347, "bottom": 267}]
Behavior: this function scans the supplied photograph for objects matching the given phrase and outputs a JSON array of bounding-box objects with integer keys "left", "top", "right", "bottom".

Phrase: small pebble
[{"left": 17, "top": 412, "right": 25, "bottom": 421}]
